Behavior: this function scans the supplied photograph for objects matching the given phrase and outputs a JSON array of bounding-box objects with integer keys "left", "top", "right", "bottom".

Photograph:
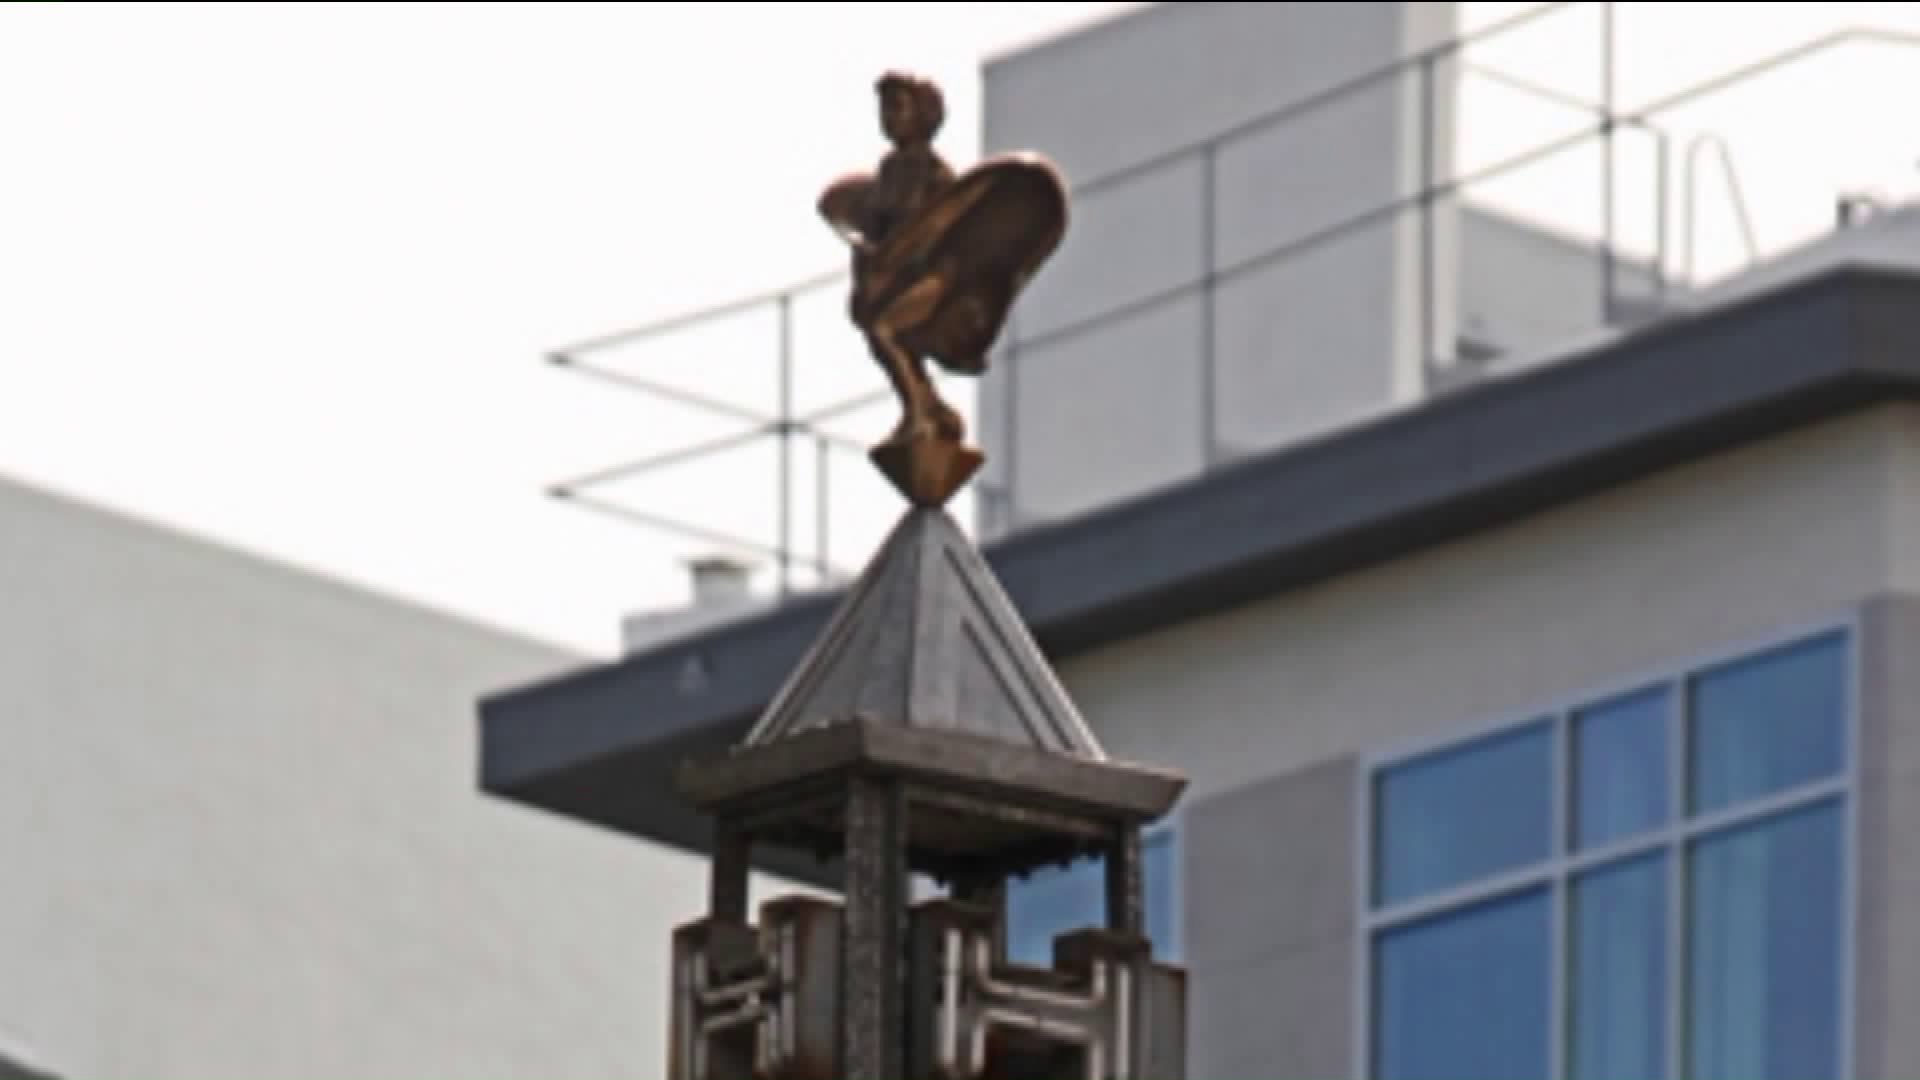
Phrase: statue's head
[{"left": 876, "top": 71, "right": 944, "bottom": 145}]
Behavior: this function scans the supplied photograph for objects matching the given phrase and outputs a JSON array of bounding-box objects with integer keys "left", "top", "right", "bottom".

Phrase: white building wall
[
  {"left": 0, "top": 474, "right": 755, "bottom": 1080},
  {"left": 1058, "top": 403, "right": 1911, "bottom": 803},
  {"left": 1047, "top": 401, "right": 1920, "bottom": 1079}
]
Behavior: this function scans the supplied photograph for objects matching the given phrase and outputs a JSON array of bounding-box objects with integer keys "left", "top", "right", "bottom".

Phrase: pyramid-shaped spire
[
  {"left": 742, "top": 507, "right": 1106, "bottom": 761},
  {"left": 675, "top": 504, "right": 1184, "bottom": 880}
]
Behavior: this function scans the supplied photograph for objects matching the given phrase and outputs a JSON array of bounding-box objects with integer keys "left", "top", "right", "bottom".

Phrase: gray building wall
[
  {"left": 1183, "top": 757, "right": 1358, "bottom": 1080},
  {"left": 1046, "top": 403, "right": 1920, "bottom": 1078},
  {"left": 0, "top": 474, "right": 772, "bottom": 1079},
  {"left": 976, "top": 1, "right": 1461, "bottom": 534},
  {"left": 1456, "top": 203, "right": 1663, "bottom": 365},
  {"left": 1858, "top": 592, "right": 1920, "bottom": 1080}
]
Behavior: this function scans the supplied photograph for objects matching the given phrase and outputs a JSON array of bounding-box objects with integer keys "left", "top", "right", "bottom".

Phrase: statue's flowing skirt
[{"left": 854, "top": 154, "right": 1070, "bottom": 376}]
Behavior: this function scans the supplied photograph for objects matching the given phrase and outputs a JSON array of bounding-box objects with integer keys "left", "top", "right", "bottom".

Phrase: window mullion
[
  {"left": 1551, "top": 710, "right": 1570, "bottom": 1080},
  {"left": 1665, "top": 677, "right": 1690, "bottom": 1080},
  {"left": 1361, "top": 623, "right": 1852, "bottom": 1080}
]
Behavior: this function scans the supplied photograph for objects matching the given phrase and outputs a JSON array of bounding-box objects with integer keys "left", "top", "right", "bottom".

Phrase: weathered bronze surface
[{"left": 818, "top": 71, "right": 1069, "bottom": 507}]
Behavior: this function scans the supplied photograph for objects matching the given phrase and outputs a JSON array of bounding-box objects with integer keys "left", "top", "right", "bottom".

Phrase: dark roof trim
[
  {"left": 0, "top": 1052, "right": 57, "bottom": 1080},
  {"left": 479, "top": 264, "right": 1920, "bottom": 860}
]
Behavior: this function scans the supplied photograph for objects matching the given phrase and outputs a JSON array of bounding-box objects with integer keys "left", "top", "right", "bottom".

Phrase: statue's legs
[
  {"left": 867, "top": 276, "right": 965, "bottom": 445},
  {"left": 866, "top": 329, "right": 930, "bottom": 445}
]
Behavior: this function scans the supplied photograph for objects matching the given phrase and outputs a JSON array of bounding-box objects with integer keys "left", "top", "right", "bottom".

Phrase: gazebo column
[
  {"left": 839, "top": 776, "right": 910, "bottom": 1080},
  {"left": 1106, "top": 823, "right": 1144, "bottom": 938},
  {"left": 707, "top": 817, "right": 750, "bottom": 924}
]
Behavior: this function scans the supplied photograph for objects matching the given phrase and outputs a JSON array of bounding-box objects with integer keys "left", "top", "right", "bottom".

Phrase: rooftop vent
[
  {"left": 621, "top": 553, "right": 768, "bottom": 656},
  {"left": 687, "top": 554, "right": 754, "bottom": 609}
]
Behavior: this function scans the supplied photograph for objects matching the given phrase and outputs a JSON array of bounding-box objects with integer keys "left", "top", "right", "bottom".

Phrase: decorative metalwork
[
  {"left": 908, "top": 900, "right": 1186, "bottom": 1080},
  {"left": 670, "top": 898, "right": 843, "bottom": 1080}
]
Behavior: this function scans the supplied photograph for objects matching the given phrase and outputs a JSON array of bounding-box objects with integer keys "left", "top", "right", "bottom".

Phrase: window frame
[
  {"left": 1350, "top": 613, "right": 1861, "bottom": 1080},
  {"left": 1002, "top": 812, "right": 1186, "bottom": 965},
  {"left": 1148, "top": 813, "right": 1186, "bottom": 963}
]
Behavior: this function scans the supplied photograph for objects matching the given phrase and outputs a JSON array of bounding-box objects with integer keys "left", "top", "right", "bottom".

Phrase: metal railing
[
  {"left": 548, "top": 1, "right": 1920, "bottom": 599},
  {"left": 1681, "top": 133, "right": 1760, "bottom": 287}
]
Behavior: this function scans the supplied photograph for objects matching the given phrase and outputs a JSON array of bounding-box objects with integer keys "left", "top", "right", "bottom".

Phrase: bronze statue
[{"left": 818, "top": 71, "right": 1069, "bottom": 507}]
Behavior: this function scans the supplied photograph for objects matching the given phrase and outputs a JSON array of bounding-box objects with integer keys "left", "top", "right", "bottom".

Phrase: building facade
[
  {"left": 0, "top": 471, "right": 786, "bottom": 1079},
  {"left": 4, "top": 3, "right": 1906, "bottom": 1078},
  {"left": 487, "top": 262, "right": 1920, "bottom": 1080}
]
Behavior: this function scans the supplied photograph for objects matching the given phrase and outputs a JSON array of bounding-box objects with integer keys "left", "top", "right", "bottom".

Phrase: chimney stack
[
  {"left": 685, "top": 555, "right": 754, "bottom": 609},
  {"left": 620, "top": 554, "right": 764, "bottom": 656}
]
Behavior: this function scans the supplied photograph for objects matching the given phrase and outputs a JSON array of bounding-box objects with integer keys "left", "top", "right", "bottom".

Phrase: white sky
[{"left": 2, "top": 2, "right": 1917, "bottom": 657}]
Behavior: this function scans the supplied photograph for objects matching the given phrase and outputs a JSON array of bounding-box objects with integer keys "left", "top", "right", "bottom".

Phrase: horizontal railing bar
[
  {"left": 553, "top": 267, "right": 846, "bottom": 358},
  {"left": 1017, "top": 115, "right": 1612, "bottom": 356},
  {"left": 1621, "top": 26, "right": 1920, "bottom": 124},
  {"left": 553, "top": 425, "right": 778, "bottom": 492},
  {"left": 548, "top": 352, "right": 885, "bottom": 456},
  {"left": 1462, "top": 60, "right": 1607, "bottom": 118},
  {"left": 1073, "top": 1, "right": 1582, "bottom": 199},
  {"left": 554, "top": 489, "right": 843, "bottom": 578},
  {"left": 795, "top": 387, "right": 892, "bottom": 427},
  {"left": 549, "top": 353, "right": 776, "bottom": 428}
]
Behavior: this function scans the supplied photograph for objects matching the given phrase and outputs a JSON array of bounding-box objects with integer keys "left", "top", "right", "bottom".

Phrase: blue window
[
  {"left": 1569, "top": 852, "right": 1667, "bottom": 1080},
  {"left": 1005, "top": 827, "right": 1178, "bottom": 965},
  {"left": 1374, "top": 887, "right": 1551, "bottom": 1080},
  {"left": 1366, "top": 628, "right": 1851, "bottom": 1080},
  {"left": 1373, "top": 719, "right": 1553, "bottom": 906},
  {"left": 1688, "top": 800, "right": 1844, "bottom": 1080},
  {"left": 1690, "top": 633, "right": 1848, "bottom": 815},
  {"left": 1573, "top": 685, "right": 1671, "bottom": 850}
]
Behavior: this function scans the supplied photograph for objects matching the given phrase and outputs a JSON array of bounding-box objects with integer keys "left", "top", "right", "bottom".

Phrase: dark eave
[
  {"left": 479, "top": 264, "right": 1920, "bottom": 870},
  {"left": 0, "top": 1053, "right": 57, "bottom": 1080}
]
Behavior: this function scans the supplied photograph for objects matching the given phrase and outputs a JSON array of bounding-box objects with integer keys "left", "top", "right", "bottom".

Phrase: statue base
[{"left": 869, "top": 431, "right": 983, "bottom": 509}]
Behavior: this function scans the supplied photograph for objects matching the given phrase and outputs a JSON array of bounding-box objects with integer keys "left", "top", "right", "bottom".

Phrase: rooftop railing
[{"left": 548, "top": 1, "right": 1920, "bottom": 601}]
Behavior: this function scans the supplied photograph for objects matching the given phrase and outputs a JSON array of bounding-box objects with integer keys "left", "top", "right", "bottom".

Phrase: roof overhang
[{"left": 479, "top": 264, "right": 1920, "bottom": 872}]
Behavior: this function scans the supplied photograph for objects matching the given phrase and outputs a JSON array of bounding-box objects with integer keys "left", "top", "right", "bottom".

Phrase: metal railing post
[
  {"left": 1419, "top": 54, "right": 1437, "bottom": 376},
  {"left": 777, "top": 293, "right": 794, "bottom": 598},
  {"left": 815, "top": 433, "right": 831, "bottom": 585},
  {"left": 1600, "top": 0, "right": 1618, "bottom": 324},
  {"left": 1200, "top": 145, "right": 1219, "bottom": 468},
  {"left": 1002, "top": 324, "right": 1021, "bottom": 533},
  {"left": 1654, "top": 125, "right": 1671, "bottom": 305}
]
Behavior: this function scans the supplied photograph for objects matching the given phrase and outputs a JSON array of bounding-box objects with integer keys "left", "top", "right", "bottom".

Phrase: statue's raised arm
[{"left": 818, "top": 71, "right": 1069, "bottom": 508}]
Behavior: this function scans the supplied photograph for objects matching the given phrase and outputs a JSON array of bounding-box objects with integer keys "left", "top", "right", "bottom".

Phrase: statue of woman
[{"left": 818, "top": 72, "right": 1069, "bottom": 457}]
